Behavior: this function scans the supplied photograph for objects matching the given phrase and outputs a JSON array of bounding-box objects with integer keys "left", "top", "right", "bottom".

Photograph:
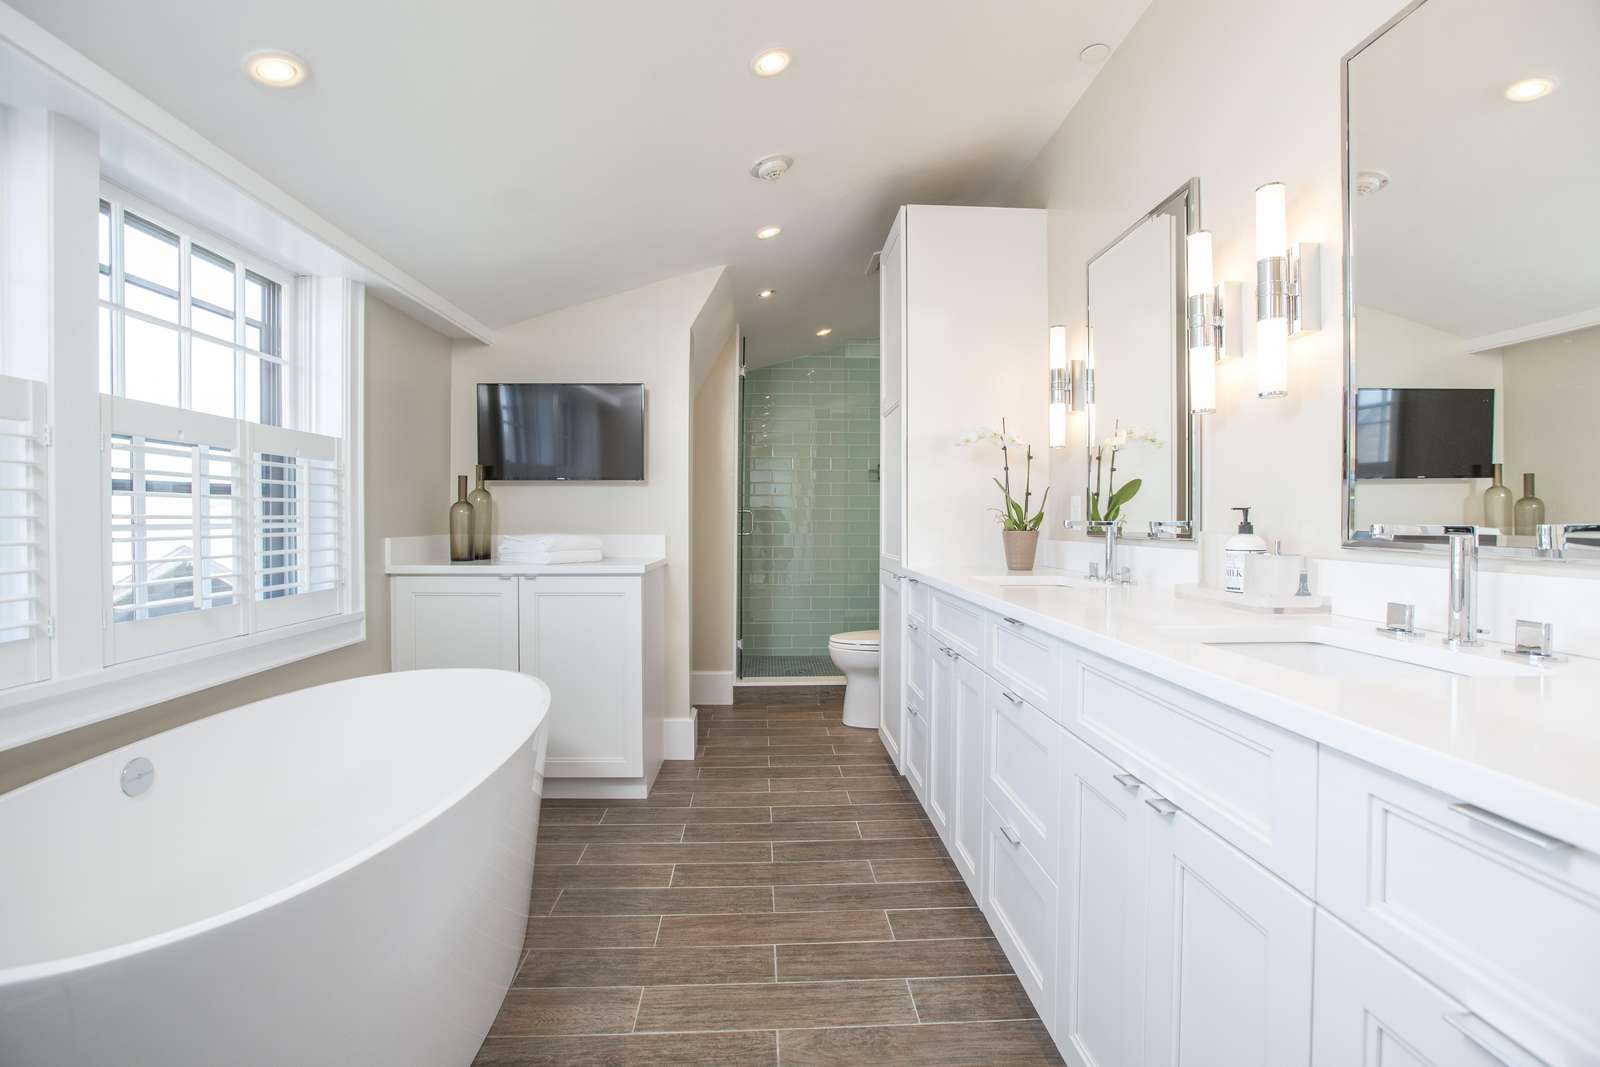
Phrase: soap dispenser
[{"left": 1224, "top": 507, "right": 1267, "bottom": 593}]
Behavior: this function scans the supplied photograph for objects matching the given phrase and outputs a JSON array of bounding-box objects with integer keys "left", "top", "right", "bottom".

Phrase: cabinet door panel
[
  {"left": 982, "top": 798, "right": 1057, "bottom": 1027},
  {"left": 1312, "top": 910, "right": 1504, "bottom": 1067},
  {"left": 879, "top": 217, "right": 904, "bottom": 417},
  {"left": 880, "top": 404, "right": 904, "bottom": 567},
  {"left": 903, "top": 695, "right": 930, "bottom": 805},
  {"left": 878, "top": 570, "right": 903, "bottom": 767},
  {"left": 949, "top": 656, "right": 986, "bottom": 891},
  {"left": 390, "top": 576, "right": 519, "bottom": 670},
  {"left": 520, "top": 576, "right": 641, "bottom": 778},
  {"left": 1057, "top": 731, "right": 1149, "bottom": 1065},
  {"left": 926, "top": 646, "right": 955, "bottom": 840},
  {"left": 1143, "top": 808, "right": 1314, "bottom": 1067},
  {"left": 985, "top": 681, "right": 1064, "bottom": 879}
]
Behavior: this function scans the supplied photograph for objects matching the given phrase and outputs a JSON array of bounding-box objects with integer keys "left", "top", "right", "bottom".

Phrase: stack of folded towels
[{"left": 497, "top": 534, "right": 604, "bottom": 565}]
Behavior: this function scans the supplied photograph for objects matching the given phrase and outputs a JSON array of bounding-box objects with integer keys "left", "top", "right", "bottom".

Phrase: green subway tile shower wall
[{"left": 742, "top": 344, "right": 880, "bottom": 662}]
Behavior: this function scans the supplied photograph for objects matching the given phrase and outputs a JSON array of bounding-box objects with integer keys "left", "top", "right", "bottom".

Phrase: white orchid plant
[
  {"left": 956, "top": 419, "right": 1048, "bottom": 532},
  {"left": 1090, "top": 421, "right": 1161, "bottom": 523}
]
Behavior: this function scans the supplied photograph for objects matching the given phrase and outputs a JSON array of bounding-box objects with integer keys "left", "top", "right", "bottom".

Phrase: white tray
[{"left": 1174, "top": 582, "right": 1330, "bottom": 615}]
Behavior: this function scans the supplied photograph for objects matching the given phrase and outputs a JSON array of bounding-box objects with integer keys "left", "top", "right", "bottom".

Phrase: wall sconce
[
  {"left": 1184, "top": 230, "right": 1242, "bottom": 415},
  {"left": 1254, "top": 181, "right": 1321, "bottom": 399},
  {"left": 1049, "top": 324, "right": 1070, "bottom": 447}
]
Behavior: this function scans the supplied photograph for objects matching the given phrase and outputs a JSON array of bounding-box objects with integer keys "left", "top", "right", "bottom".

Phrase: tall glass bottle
[
  {"left": 449, "top": 475, "right": 474, "bottom": 561},
  {"left": 1513, "top": 472, "right": 1546, "bottom": 536},
  {"left": 1482, "top": 463, "right": 1514, "bottom": 534},
  {"left": 468, "top": 464, "right": 494, "bottom": 560}
]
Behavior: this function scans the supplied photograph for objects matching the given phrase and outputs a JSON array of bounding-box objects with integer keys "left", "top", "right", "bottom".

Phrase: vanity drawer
[
  {"left": 904, "top": 575, "right": 929, "bottom": 624},
  {"left": 905, "top": 615, "right": 931, "bottom": 706},
  {"left": 983, "top": 678, "right": 1065, "bottom": 881},
  {"left": 1312, "top": 909, "right": 1508, "bottom": 1067},
  {"left": 929, "top": 590, "right": 985, "bottom": 661},
  {"left": 984, "top": 614, "right": 1062, "bottom": 723},
  {"left": 1065, "top": 653, "right": 1317, "bottom": 894},
  {"left": 1318, "top": 749, "right": 1600, "bottom": 1065}
]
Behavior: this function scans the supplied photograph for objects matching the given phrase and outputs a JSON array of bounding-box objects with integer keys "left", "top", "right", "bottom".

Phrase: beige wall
[
  {"left": 0, "top": 293, "right": 453, "bottom": 794},
  {"left": 449, "top": 267, "right": 726, "bottom": 721},
  {"left": 1501, "top": 324, "right": 1600, "bottom": 526},
  {"left": 1009, "top": 0, "right": 1402, "bottom": 556},
  {"left": 692, "top": 333, "right": 738, "bottom": 673}
]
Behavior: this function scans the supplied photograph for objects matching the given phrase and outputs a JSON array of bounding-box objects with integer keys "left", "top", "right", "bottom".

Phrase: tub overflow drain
[{"left": 121, "top": 756, "right": 155, "bottom": 797}]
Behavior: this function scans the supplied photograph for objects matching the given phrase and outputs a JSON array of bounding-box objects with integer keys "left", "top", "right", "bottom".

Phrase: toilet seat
[{"left": 828, "top": 630, "right": 880, "bottom": 650}]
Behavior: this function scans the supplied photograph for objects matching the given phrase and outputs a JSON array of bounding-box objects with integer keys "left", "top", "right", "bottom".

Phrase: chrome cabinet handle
[
  {"left": 907, "top": 621, "right": 919, "bottom": 631},
  {"left": 1000, "top": 690, "right": 1024, "bottom": 706},
  {"left": 906, "top": 577, "right": 919, "bottom": 585},
  {"left": 999, "top": 822, "right": 1022, "bottom": 846},
  {"left": 1001, "top": 616, "right": 1024, "bottom": 627},
  {"left": 1144, "top": 796, "right": 1179, "bottom": 817},
  {"left": 1112, "top": 772, "right": 1142, "bottom": 790},
  {"left": 1442, "top": 1012, "right": 1549, "bottom": 1067},
  {"left": 906, "top": 705, "right": 920, "bottom": 719},
  {"left": 1449, "top": 803, "right": 1569, "bottom": 852}
]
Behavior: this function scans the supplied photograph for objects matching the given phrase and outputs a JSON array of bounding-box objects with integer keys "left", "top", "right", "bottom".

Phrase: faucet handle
[
  {"left": 1376, "top": 601, "right": 1420, "bottom": 639},
  {"left": 1087, "top": 562, "right": 1101, "bottom": 580},
  {"left": 1505, "top": 619, "right": 1564, "bottom": 662}
]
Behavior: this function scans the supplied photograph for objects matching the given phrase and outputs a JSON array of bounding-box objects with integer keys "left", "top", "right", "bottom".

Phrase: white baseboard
[
  {"left": 662, "top": 708, "right": 698, "bottom": 761},
  {"left": 691, "top": 670, "right": 733, "bottom": 705},
  {"left": 542, "top": 778, "right": 649, "bottom": 800}
]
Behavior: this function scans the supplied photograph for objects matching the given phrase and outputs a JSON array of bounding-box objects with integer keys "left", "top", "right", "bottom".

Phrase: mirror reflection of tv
[
  {"left": 477, "top": 383, "right": 645, "bottom": 481},
  {"left": 1354, "top": 387, "right": 1493, "bottom": 480}
]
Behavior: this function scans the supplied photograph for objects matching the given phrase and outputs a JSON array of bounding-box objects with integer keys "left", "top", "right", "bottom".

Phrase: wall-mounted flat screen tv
[
  {"left": 1354, "top": 387, "right": 1493, "bottom": 479},
  {"left": 477, "top": 383, "right": 645, "bottom": 481}
]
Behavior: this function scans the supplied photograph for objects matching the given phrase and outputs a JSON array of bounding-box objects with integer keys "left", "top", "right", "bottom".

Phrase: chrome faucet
[
  {"left": 1068, "top": 519, "right": 1128, "bottom": 583},
  {"left": 1369, "top": 524, "right": 1484, "bottom": 647}
]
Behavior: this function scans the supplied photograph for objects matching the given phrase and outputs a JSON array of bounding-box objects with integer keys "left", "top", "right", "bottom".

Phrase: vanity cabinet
[
  {"left": 390, "top": 575, "right": 520, "bottom": 670},
  {"left": 878, "top": 569, "right": 903, "bottom": 767},
  {"left": 926, "top": 641, "right": 983, "bottom": 862},
  {"left": 390, "top": 570, "right": 664, "bottom": 791},
  {"left": 902, "top": 612, "right": 931, "bottom": 805}
]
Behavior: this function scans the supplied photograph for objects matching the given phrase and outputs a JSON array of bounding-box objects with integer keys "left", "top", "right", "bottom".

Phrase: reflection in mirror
[
  {"left": 1085, "top": 180, "right": 1197, "bottom": 535},
  {"left": 1345, "top": 0, "right": 1600, "bottom": 553}
]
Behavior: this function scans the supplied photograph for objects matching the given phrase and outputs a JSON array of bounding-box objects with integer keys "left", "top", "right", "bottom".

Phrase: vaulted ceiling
[{"left": 12, "top": 0, "right": 1148, "bottom": 364}]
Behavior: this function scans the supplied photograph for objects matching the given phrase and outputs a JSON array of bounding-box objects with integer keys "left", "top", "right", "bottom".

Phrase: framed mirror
[
  {"left": 1343, "top": 0, "right": 1600, "bottom": 557},
  {"left": 1084, "top": 179, "right": 1200, "bottom": 538}
]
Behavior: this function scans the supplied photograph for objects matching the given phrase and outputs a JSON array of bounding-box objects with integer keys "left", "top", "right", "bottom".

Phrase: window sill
[{"left": 0, "top": 611, "right": 366, "bottom": 751}]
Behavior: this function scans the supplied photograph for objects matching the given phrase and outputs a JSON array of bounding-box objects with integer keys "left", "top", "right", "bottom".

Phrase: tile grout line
[
  {"left": 906, "top": 977, "right": 922, "bottom": 1024},
  {"left": 629, "top": 986, "right": 644, "bottom": 1033}
]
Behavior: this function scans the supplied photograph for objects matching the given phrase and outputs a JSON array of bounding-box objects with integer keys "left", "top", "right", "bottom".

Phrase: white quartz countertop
[
  {"left": 384, "top": 534, "right": 666, "bottom": 576},
  {"left": 905, "top": 564, "right": 1600, "bottom": 854}
]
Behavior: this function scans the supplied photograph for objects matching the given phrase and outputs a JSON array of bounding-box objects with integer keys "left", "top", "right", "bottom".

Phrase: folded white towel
[
  {"left": 499, "top": 533, "right": 602, "bottom": 553},
  {"left": 498, "top": 548, "right": 603, "bottom": 565}
]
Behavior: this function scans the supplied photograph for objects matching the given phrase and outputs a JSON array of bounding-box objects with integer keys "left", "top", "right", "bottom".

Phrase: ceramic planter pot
[{"left": 1002, "top": 529, "right": 1040, "bottom": 572}]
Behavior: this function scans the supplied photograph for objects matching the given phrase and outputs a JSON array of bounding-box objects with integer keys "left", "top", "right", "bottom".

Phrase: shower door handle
[{"left": 739, "top": 509, "right": 755, "bottom": 536}]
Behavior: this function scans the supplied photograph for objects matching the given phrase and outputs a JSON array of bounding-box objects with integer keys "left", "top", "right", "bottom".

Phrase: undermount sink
[
  {"left": 1161, "top": 624, "right": 1543, "bottom": 681},
  {"left": 974, "top": 574, "right": 1101, "bottom": 590}
]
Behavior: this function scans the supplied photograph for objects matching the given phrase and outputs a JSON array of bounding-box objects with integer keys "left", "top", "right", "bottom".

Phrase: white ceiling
[
  {"left": 11, "top": 0, "right": 1148, "bottom": 366},
  {"left": 1349, "top": 0, "right": 1600, "bottom": 347}
]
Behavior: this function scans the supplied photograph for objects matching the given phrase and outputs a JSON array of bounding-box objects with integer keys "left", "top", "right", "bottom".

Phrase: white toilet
[{"left": 828, "top": 630, "right": 881, "bottom": 730}]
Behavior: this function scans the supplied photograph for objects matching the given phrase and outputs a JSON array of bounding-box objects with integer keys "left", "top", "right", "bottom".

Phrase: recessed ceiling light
[
  {"left": 755, "top": 225, "right": 783, "bottom": 240},
  {"left": 244, "top": 51, "right": 308, "bottom": 88},
  {"left": 1504, "top": 76, "right": 1557, "bottom": 102},
  {"left": 1078, "top": 43, "right": 1112, "bottom": 65},
  {"left": 815, "top": 327, "right": 832, "bottom": 337},
  {"left": 759, "top": 289, "right": 775, "bottom": 299},
  {"left": 751, "top": 49, "right": 792, "bottom": 77}
]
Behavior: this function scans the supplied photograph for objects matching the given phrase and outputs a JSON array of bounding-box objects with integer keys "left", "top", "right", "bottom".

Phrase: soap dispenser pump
[{"left": 1224, "top": 507, "right": 1268, "bottom": 594}]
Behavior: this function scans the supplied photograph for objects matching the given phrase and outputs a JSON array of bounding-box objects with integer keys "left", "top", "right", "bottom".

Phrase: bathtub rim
[{"left": 0, "top": 668, "right": 550, "bottom": 989}]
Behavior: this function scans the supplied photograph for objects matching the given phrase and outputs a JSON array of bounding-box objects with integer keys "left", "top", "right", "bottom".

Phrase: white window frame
[{"left": 99, "top": 184, "right": 300, "bottom": 427}]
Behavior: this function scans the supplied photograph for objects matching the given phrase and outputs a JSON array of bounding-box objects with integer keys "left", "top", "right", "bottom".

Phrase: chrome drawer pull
[
  {"left": 907, "top": 621, "right": 919, "bottom": 631},
  {"left": 1442, "top": 1012, "right": 1549, "bottom": 1067},
  {"left": 999, "top": 822, "right": 1022, "bottom": 846},
  {"left": 1112, "top": 772, "right": 1143, "bottom": 790},
  {"left": 906, "top": 705, "right": 920, "bottom": 719},
  {"left": 1000, "top": 690, "right": 1024, "bottom": 706},
  {"left": 1001, "top": 616, "right": 1024, "bottom": 627},
  {"left": 1449, "top": 803, "right": 1569, "bottom": 852},
  {"left": 1144, "top": 797, "right": 1179, "bottom": 817}
]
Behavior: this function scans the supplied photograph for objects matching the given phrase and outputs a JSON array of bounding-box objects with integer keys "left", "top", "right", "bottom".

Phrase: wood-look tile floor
[{"left": 472, "top": 692, "right": 1064, "bottom": 1066}]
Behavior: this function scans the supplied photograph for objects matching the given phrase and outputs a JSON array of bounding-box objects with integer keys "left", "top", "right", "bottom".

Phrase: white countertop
[
  {"left": 905, "top": 564, "right": 1600, "bottom": 854},
  {"left": 384, "top": 534, "right": 666, "bottom": 577}
]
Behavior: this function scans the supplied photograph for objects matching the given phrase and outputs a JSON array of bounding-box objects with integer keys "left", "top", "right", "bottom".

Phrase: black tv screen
[
  {"left": 477, "top": 383, "right": 645, "bottom": 481},
  {"left": 1354, "top": 387, "right": 1493, "bottom": 479}
]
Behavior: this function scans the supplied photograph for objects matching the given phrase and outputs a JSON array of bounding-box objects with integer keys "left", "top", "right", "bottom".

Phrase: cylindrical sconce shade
[
  {"left": 1186, "top": 231, "right": 1214, "bottom": 298},
  {"left": 1257, "top": 315, "right": 1289, "bottom": 398},
  {"left": 1255, "top": 182, "right": 1287, "bottom": 259},
  {"left": 1049, "top": 403, "right": 1068, "bottom": 448},
  {"left": 1048, "top": 324, "right": 1068, "bottom": 370},
  {"left": 1048, "top": 324, "right": 1070, "bottom": 447}
]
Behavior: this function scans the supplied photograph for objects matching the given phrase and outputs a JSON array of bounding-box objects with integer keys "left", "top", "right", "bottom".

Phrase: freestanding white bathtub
[{"left": 0, "top": 668, "right": 549, "bottom": 1067}]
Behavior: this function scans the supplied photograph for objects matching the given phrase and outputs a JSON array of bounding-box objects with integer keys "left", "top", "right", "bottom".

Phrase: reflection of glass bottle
[
  {"left": 1483, "top": 463, "right": 1513, "bottom": 534},
  {"left": 468, "top": 465, "right": 493, "bottom": 560},
  {"left": 449, "top": 475, "right": 474, "bottom": 561},
  {"left": 1513, "top": 473, "right": 1545, "bottom": 536}
]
